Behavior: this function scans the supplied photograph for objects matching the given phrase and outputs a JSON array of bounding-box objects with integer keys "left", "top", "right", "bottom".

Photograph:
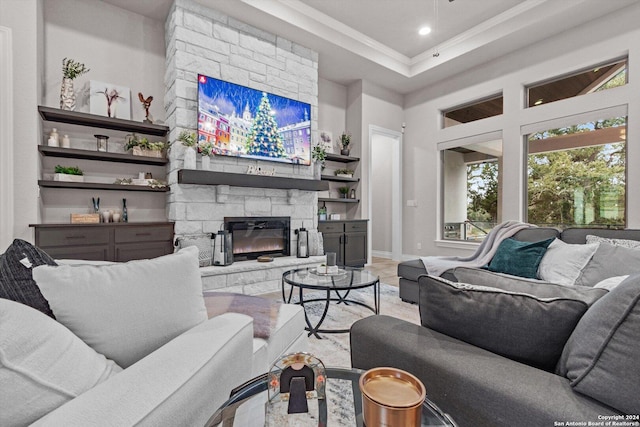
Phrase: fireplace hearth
[{"left": 225, "top": 217, "right": 290, "bottom": 260}]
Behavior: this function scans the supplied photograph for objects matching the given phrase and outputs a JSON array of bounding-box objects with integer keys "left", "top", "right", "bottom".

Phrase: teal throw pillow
[{"left": 487, "top": 237, "right": 555, "bottom": 279}]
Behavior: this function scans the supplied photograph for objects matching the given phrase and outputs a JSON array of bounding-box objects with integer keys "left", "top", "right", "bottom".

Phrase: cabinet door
[
  {"left": 344, "top": 231, "right": 367, "bottom": 267},
  {"left": 322, "top": 233, "right": 344, "bottom": 265}
]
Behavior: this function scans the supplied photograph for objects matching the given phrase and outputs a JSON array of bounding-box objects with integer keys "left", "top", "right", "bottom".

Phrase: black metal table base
[{"left": 282, "top": 279, "right": 380, "bottom": 339}]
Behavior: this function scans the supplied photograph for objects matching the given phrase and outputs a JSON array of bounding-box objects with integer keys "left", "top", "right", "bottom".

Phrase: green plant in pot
[
  {"left": 177, "top": 130, "right": 198, "bottom": 169},
  {"left": 125, "top": 134, "right": 170, "bottom": 158},
  {"left": 54, "top": 165, "right": 84, "bottom": 183},
  {"left": 338, "top": 186, "right": 350, "bottom": 198},
  {"left": 335, "top": 168, "right": 354, "bottom": 178},
  {"left": 339, "top": 131, "right": 351, "bottom": 156}
]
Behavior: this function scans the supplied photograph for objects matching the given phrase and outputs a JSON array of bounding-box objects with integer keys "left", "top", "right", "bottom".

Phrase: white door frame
[
  {"left": 0, "top": 26, "right": 14, "bottom": 251},
  {"left": 368, "top": 125, "right": 403, "bottom": 261}
]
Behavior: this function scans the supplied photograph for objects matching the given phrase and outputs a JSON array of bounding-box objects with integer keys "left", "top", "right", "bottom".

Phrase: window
[
  {"left": 442, "top": 139, "right": 502, "bottom": 240},
  {"left": 442, "top": 94, "right": 503, "bottom": 128},
  {"left": 526, "top": 117, "right": 626, "bottom": 229},
  {"left": 527, "top": 58, "right": 627, "bottom": 108}
]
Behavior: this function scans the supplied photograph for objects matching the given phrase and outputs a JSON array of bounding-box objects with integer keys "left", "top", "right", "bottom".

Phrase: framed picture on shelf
[
  {"left": 319, "top": 130, "right": 334, "bottom": 153},
  {"left": 89, "top": 80, "right": 131, "bottom": 120}
]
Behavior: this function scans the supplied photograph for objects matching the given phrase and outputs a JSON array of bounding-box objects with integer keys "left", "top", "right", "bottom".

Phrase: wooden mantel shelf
[{"left": 177, "top": 169, "right": 329, "bottom": 191}]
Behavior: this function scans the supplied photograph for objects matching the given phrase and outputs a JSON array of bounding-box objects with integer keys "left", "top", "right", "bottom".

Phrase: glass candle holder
[{"left": 95, "top": 134, "right": 109, "bottom": 152}]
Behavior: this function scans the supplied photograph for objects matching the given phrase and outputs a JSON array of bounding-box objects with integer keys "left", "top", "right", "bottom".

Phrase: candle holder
[{"left": 95, "top": 134, "right": 109, "bottom": 152}]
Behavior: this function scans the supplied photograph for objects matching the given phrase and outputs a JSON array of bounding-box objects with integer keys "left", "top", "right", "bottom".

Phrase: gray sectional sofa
[
  {"left": 351, "top": 227, "right": 640, "bottom": 426},
  {"left": 397, "top": 227, "right": 640, "bottom": 303}
]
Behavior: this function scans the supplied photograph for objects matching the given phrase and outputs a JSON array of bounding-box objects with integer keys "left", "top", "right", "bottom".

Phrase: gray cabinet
[
  {"left": 32, "top": 223, "right": 174, "bottom": 262},
  {"left": 318, "top": 220, "right": 368, "bottom": 267}
]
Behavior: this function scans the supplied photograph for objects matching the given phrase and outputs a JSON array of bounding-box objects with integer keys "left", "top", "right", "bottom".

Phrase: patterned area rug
[{"left": 264, "top": 284, "right": 420, "bottom": 425}]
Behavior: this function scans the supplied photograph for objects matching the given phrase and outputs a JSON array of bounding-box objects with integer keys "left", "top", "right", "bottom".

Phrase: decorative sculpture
[{"left": 138, "top": 92, "right": 154, "bottom": 123}]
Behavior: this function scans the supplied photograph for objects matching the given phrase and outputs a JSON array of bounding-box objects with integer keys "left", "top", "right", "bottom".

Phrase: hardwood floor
[{"left": 364, "top": 256, "right": 399, "bottom": 286}]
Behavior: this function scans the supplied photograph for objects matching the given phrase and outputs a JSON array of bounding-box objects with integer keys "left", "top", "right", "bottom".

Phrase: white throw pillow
[
  {"left": 538, "top": 240, "right": 599, "bottom": 286},
  {"left": 0, "top": 299, "right": 121, "bottom": 426},
  {"left": 33, "top": 247, "right": 208, "bottom": 368}
]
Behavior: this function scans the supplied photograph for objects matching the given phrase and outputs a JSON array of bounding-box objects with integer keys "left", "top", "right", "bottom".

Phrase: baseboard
[{"left": 372, "top": 250, "right": 393, "bottom": 259}]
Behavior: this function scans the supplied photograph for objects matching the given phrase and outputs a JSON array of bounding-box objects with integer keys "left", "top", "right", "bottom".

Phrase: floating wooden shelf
[
  {"left": 38, "top": 106, "right": 169, "bottom": 136},
  {"left": 325, "top": 153, "right": 359, "bottom": 163},
  {"left": 321, "top": 174, "right": 359, "bottom": 183},
  {"left": 38, "top": 146, "right": 168, "bottom": 165},
  {"left": 178, "top": 170, "right": 329, "bottom": 191},
  {"left": 38, "top": 180, "right": 170, "bottom": 192},
  {"left": 318, "top": 197, "right": 360, "bottom": 203}
]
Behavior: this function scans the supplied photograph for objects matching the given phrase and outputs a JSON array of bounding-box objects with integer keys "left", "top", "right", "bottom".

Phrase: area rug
[{"left": 264, "top": 284, "right": 420, "bottom": 425}]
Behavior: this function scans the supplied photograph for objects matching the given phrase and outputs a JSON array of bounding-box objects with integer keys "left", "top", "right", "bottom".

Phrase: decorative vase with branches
[{"left": 60, "top": 58, "right": 89, "bottom": 111}]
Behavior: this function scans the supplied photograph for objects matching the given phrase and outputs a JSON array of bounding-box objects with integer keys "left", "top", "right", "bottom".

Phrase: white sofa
[{"left": 1, "top": 245, "right": 306, "bottom": 427}]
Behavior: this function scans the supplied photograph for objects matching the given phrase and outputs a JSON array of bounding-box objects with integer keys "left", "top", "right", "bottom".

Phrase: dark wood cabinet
[
  {"left": 31, "top": 223, "right": 174, "bottom": 262},
  {"left": 318, "top": 220, "right": 368, "bottom": 267}
]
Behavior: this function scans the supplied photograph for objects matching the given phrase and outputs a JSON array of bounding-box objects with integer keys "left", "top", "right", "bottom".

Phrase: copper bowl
[{"left": 359, "top": 367, "right": 426, "bottom": 427}]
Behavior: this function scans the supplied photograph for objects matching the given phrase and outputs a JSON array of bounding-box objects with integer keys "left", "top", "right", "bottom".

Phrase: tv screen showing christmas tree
[{"left": 197, "top": 74, "right": 312, "bottom": 165}]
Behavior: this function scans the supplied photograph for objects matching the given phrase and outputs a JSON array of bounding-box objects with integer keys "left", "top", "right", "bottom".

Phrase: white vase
[
  {"left": 314, "top": 162, "right": 322, "bottom": 179},
  {"left": 60, "top": 77, "right": 76, "bottom": 111},
  {"left": 201, "top": 155, "right": 211, "bottom": 170},
  {"left": 184, "top": 146, "right": 197, "bottom": 169}
]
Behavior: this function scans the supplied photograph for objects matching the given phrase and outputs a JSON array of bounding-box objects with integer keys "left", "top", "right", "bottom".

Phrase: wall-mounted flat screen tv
[{"left": 197, "top": 74, "right": 312, "bottom": 165}]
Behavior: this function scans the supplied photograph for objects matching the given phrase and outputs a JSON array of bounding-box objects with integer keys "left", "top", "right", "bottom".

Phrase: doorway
[{"left": 368, "top": 125, "right": 402, "bottom": 261}]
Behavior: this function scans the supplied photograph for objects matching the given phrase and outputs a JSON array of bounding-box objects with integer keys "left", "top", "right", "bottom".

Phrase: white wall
[
  {"left": 42, "top": 0, "right": 165, "bottom": 122},
  {"left": 318, "top": 77, "right": 347, "bottom": 143},
  {"left": 0, "top": 0, "right": 41, "bottom": 245},
  {"left": 402, "top": 1, "right": 640, "bottom": 259}
]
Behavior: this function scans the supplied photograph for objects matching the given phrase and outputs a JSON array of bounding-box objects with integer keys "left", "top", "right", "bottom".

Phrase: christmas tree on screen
[{"left": 246, "top": 92, "right": 285, "bottom": 158}]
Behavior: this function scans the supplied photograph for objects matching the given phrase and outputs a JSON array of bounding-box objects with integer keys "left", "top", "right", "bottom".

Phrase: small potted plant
[
  {"left": 318, "top": 205, "right": 327, "bottom": 221},
  {"left": 197, "top": 140, "right": 214, "bottom": 170},
  {"left": 339, "top": 131, "right": 351, "bottom": 156},
  {"left": 125, "top": 134, "right": 169, "bottom": 158},
  {"left": 311, "top": 144, "right": 327, "bottom": 179},
  {"left": 335, "top": 168, "right": 354, "bottom": 178},
  {"left": 338, "top": 186, "right": 350, "bottom": 199},
  {"left": 53, "top": 165, "right": 84, "bottom": 182},
  {"left": 178, "top": 130, "right": 198, "bottom": 169}
]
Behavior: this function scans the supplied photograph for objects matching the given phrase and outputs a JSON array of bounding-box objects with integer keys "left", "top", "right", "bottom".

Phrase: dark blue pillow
[{"left": 487, "top": 237, "right": 555, "bottom": 279}]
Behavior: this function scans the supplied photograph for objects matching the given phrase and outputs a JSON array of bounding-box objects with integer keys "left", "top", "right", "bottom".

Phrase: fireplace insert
[{"left": 224, "top": 217, "right": 290, "bottom": 260}]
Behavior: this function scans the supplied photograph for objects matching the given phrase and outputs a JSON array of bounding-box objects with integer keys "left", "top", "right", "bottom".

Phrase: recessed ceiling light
[{"left": 419, "top": 26, "right": 432, "bottom": 36}]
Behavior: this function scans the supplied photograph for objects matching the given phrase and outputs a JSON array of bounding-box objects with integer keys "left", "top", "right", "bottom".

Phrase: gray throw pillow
[
  {"left": 556, "top": 274, "right": 640, "bottom": 414},
  {"left": 0, "top": 239, "right": 57, "bottom": 318},
  {"left": 418, "top": 275, "right": 593, "bottom": 371},
  {"left": 575, "top": 243, "right": 640, "bottom": 286}
]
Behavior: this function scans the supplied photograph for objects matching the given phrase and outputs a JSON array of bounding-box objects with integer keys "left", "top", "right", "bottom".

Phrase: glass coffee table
[
  {"left": 204, "top": 367, "right": 457, "bottom": 427},
  {"left": 281, "top": 267, "right": 380, "bottom": 339}
]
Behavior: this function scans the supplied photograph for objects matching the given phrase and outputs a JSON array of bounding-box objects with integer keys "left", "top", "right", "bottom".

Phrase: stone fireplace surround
[{"left": 165, "top": 0, "right": 323, "bottom": 294}]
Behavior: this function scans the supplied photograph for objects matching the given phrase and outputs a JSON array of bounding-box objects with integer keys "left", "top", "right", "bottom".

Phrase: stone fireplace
[
  {"left": 164, "top": 0, "right": 323, "bottom": 294},
  {"left": 226, "top": 216, "right": 290, "bottom": 260}
]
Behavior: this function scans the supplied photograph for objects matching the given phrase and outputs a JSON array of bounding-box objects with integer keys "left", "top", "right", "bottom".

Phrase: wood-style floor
[{"left": 364, "top": 256, "right": 399, "bottom": 286}]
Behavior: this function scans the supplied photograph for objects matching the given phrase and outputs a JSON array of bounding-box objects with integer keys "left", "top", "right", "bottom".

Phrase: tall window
[
  {"left": 526, "top": 117, "right": 626, "bottom": 229},
  {"left": 442, "top": 139, "right": 502, "bottom": 240}
]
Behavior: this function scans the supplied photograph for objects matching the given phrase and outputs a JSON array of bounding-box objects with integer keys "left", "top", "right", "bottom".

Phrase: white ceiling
[{"left": 100, "top": 0, "right": 638, "bottom": 94}]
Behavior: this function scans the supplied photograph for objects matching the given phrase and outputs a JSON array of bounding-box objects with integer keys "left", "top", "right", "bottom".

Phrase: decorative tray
[{"left": 309, "top": 268, "right": 347, "bottom": 276}]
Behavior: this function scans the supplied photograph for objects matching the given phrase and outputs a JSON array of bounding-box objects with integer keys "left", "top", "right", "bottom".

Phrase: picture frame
[{"left": 89, "top": 80, "right": 131, "bottom": 120}]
